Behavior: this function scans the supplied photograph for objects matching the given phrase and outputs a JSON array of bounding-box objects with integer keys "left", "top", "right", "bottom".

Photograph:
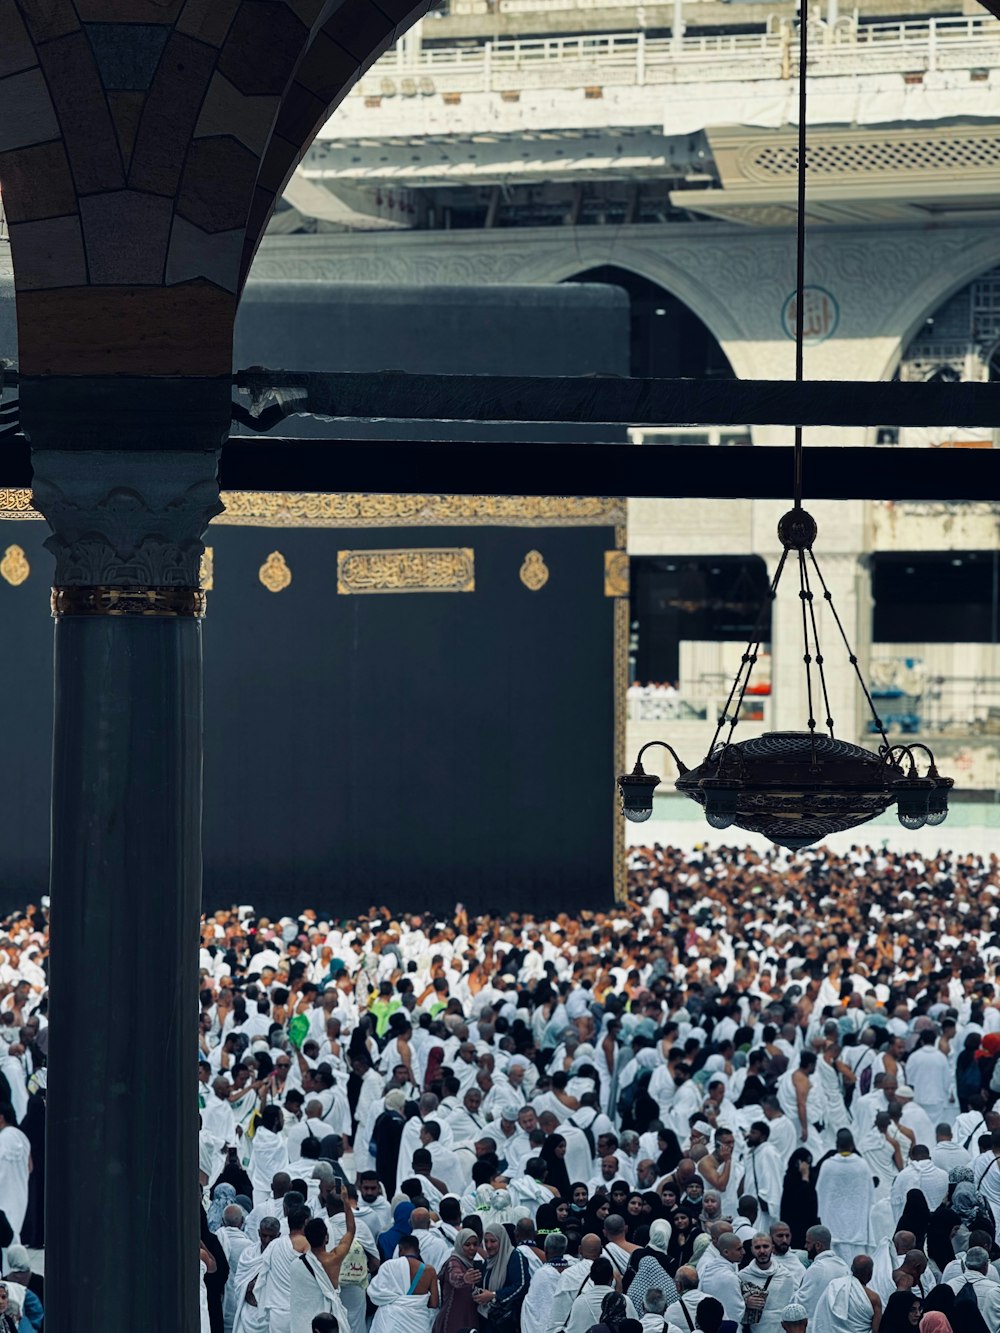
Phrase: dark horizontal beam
[
  {"left": 233, "top": 370, "right": 1000, "bottom": 429},
  {"left": 218, "top": 439, "right": 999, "bottom": 501},
  {"left": 0, "top": 435, "right": 994, "bottom": 500}
]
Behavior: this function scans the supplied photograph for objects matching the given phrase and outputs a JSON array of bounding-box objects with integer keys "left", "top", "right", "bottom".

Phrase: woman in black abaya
[{"left": 779, "top": 1148, "right": 819, "bottom": 1247}]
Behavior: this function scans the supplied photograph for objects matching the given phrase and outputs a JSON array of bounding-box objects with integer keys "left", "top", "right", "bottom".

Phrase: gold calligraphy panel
[
  {"left": 0, "top": 490, "right": 625, "bottom": 530},
  {"left": 337, "top": 548, "right": 475, "bottom": 595},
  {"left": 220, "top": 494, "right": 623, "bottom": 529}
]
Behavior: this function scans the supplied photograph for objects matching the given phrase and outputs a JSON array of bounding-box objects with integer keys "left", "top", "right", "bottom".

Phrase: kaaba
[{"left": 0, "top": 276, "right": 629, "bottom": 918}]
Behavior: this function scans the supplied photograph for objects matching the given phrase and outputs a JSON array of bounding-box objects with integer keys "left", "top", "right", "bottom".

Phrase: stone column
[{"left": 31, "top": 449, "right": 222, "bottom": 1333}]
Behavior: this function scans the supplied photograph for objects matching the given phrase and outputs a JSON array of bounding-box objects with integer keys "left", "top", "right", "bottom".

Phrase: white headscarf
[
  {"left": 451, "top": 1228, "right": 479, "bottom": 1267},
  {"left": 649, "top": 1218, "right": 673, "bottom": 1252},
  {"left": 483, "top": 1221, "right": 514, "bottom": 1293}
]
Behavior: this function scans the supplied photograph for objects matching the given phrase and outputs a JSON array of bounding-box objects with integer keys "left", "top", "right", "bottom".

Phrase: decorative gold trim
[
  {"left": 338, "top": 547, "right": 475, "bottom": 595},
  {"left": 51, "top": 586, "right": 207, "bottom": 618},
  {"left": 200, "top": 546, "right": 214, "bottom": 592},
  {"left": 613, "top": 517, "right": 629, "bottom": 901},
  {"left": 0, "top": 545, "right": 29, "bottom": 586},
  {"left": 613, "top": 595, "right": 628, "bottom": 904},
  {"left": 259, "top": 551, "right": 292, "bottom": 593},
  {"left": 216, "top": 493, "right": 625, "bottom": 529},
  {"left": 519, "top": 550, "right": 549, "bottom": 592},
  {"left": 1, "top": 490, "right": 625, "bottom": 530},
  {"left": 604, "top": 550, "right": 630, "bottom": 598}
]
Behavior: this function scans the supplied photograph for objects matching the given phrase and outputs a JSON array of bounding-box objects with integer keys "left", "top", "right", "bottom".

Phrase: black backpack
[
  {"left": 956, "top": 1277, "right": 981, "bottom": 1313},
  {"left": 618, "top": 1068, "right": 654, "bottom": 1131}
]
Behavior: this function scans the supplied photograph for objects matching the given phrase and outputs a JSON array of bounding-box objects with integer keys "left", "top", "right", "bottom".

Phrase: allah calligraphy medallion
[
  {"left": 0, "top": 545, "right": 29, "bottom": 586},
  {"left": 519, "top": 550, "right": 549, "bottom": 591},
  {"left": 258, "top": 551, "right": 292, "bottom": 593}
]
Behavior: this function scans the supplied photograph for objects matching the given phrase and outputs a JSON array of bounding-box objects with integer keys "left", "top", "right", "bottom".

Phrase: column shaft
[{"left": 46, "top": 615, "right": 203, "bottom": 1332}]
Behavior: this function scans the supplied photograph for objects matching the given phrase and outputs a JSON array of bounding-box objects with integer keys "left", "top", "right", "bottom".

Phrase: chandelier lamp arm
[
  {"left": 901, "top": 741, "right": 943, "bottom": 776},
  {"left": 879, "top": 743, "right": 914, "bottom": 768},
  {"left": 632, "top": 740, "right": 690, "bottom": 777}
]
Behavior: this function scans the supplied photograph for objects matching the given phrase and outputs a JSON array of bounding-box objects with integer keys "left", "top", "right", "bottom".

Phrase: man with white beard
[{"left": 445, "top": 1087, "right": 487, "bottom": 1145}]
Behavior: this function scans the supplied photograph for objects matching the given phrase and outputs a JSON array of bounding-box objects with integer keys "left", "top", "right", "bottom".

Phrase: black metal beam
[
  {"left": 218, "top": 439, "right": 998, "bottom": 501},
  {"left": 232, "top": 370, "right": 1000, "bottom": 429},
  {"left": 1, "top": 434, "right": 995, "bottom": 500}
]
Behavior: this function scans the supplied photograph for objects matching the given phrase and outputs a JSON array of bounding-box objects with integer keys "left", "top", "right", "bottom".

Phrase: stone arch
[
  {"left": 564, "top": 263, "right": 736, "bottom": 383},
  {"left": 515, "top": 249, "right": 756, "bottom": 379},
  {"left": 0, "top": 0, "right": 436, "bottom": 379},
  {"left": 878, "top": 231, "right": 1000, "bottom": 383}
]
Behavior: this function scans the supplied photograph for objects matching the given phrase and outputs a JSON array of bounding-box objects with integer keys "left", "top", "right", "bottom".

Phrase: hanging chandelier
[
  {"left": 616, "top": 506, "right": 955, "bottom": 848},
  {"left": 616, "top": 6, "right": 954, "bottom": 852}
]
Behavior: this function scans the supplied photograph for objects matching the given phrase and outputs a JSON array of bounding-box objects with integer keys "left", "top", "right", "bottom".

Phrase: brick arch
[
  {"left": 236, "top": 0, "right": 429, "bottom": 287},
  {"left": 0, "top": 0, "right": 435, "bottom": 377}
]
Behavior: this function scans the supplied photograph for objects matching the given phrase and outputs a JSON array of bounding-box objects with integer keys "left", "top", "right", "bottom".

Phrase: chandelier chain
[
  {"left": 707, "top": 547, "right": 789, "bottom": 760},
  {"left": 797, "top": 549, "right": 818, "bottom": 757},
  {"left": 802, "top": 554, "right": 836, "bottom": 738},
  {"left": 806, "top": 548, "right": 891, "bottom": 750}
]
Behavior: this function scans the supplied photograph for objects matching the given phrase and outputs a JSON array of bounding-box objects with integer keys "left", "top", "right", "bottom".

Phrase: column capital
[{"left": 31, "top": 450, "right": 222, "bottom": 610}]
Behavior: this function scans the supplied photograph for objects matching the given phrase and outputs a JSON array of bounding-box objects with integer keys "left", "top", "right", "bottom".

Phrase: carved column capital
[{"left": 31, "top": 451, "right": 223, "bottom": 616}]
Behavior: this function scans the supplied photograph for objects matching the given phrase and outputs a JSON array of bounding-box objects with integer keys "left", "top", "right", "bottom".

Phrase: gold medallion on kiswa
[{"left": 337, "top": 548, "right": 475, "bottom": 594}]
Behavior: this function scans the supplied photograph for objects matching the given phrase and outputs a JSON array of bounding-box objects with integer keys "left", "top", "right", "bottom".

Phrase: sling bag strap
[{"left": 965, "top": 1117, "right": 986, "bottom": 1150}]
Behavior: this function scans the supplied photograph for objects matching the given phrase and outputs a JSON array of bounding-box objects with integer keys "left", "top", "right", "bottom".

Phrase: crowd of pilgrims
[{"left": 192, "top": 842, "right": 1000, "bottom": 1333}]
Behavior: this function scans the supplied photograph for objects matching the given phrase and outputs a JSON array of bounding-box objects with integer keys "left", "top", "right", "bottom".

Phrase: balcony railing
[
  {"left": 865, "top": 656, "right": 1000, "bottom": 737},
  {"left": 626, "top": 686, "right": 770, "bottom": 724},
  {"left": 354, "top": 16, "right": 1000, "bottom": 98}
]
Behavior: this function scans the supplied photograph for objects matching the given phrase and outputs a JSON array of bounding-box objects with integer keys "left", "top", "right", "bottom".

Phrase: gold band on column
[{"left": 51, "top": 587, "right": 207, "bottom": 619}]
